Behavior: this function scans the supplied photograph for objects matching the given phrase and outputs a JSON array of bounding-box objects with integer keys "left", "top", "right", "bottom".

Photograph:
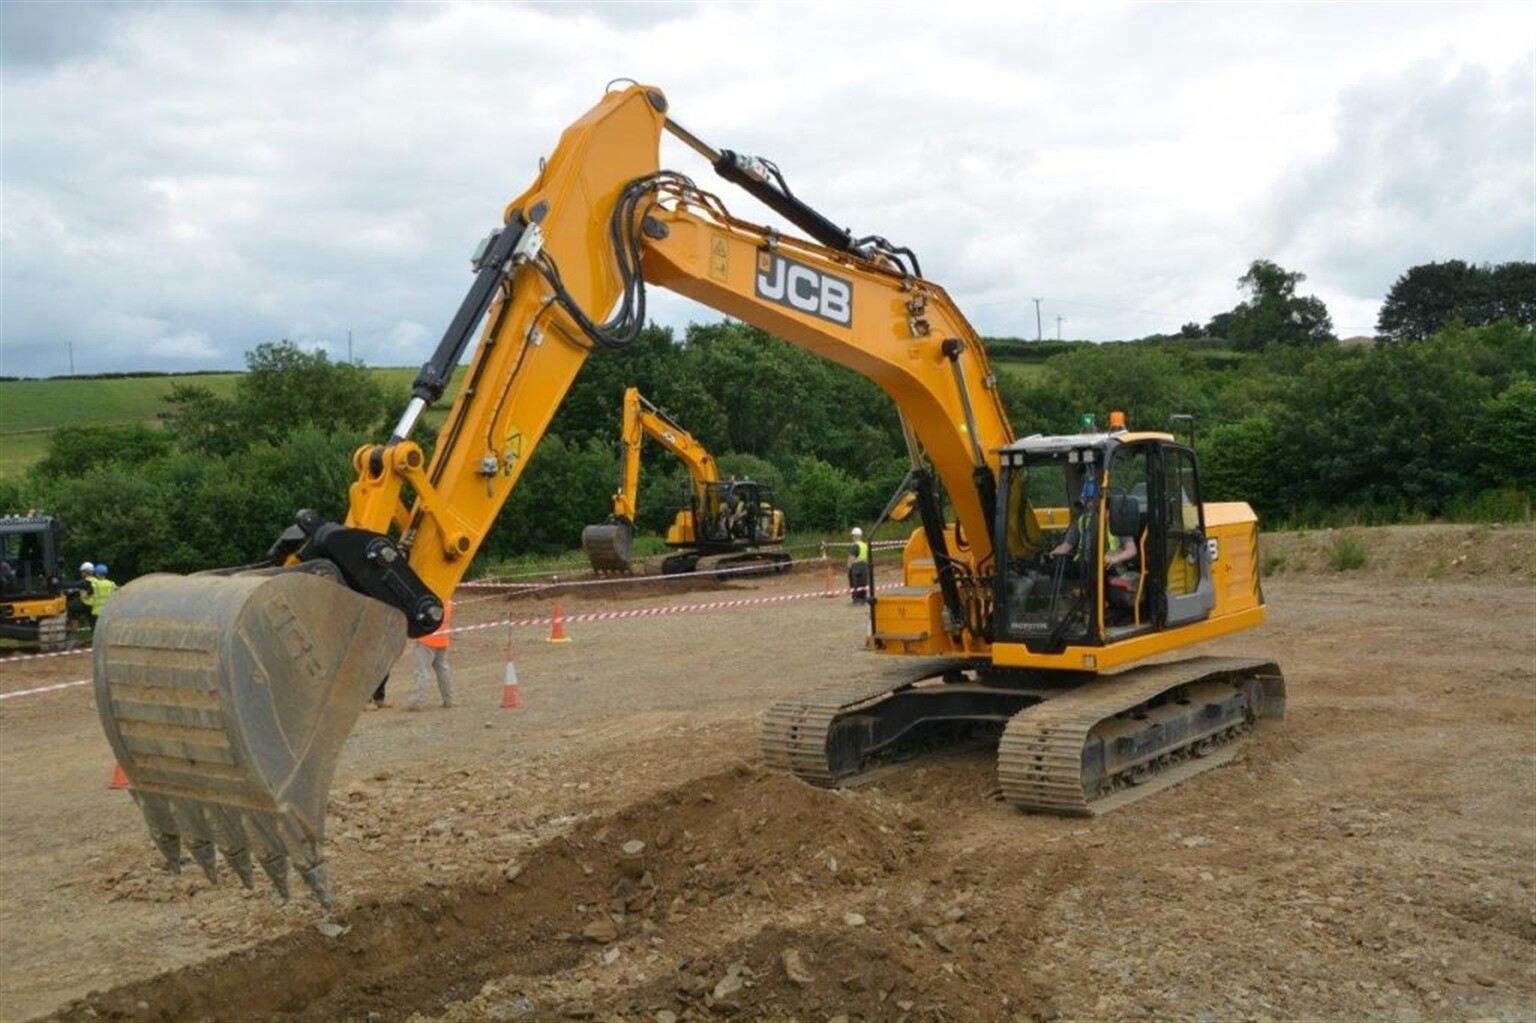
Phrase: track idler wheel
[{"left": 94, "top": 565, "right": 406, "bottom": 904}]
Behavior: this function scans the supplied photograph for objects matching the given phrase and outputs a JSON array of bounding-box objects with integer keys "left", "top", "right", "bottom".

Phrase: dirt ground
[{"left": 1, "top": 524, "right": 1532, "bottom": 1022}]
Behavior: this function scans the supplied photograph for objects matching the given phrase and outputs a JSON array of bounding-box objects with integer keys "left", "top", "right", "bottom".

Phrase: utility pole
[
  {"left": 1056, "top": 315, "right": 1065, "bottom": 340},
  {"left": 347, "top": 330, "right": 353, "bottom": 363},
  {"left": 1033, "top": 298, "right": 1043, "bottom": 342},
  {"left": 67, "top": 342, "right": 75, "bottom": 376}
]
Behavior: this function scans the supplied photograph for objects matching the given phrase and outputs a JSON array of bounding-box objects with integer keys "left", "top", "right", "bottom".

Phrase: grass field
[
  {"left": 991, "top": 359, "right": 1046, "bottom": 382},
  {"left": 0, "top": 367, "right": 447, "bottom": 479},
  {"left": 0, "top": 374, "right": 243, "bottom": 435}
]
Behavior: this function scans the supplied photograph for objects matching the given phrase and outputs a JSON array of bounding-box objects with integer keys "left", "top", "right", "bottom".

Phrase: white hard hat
[
  {"left": 80, "top": 561, "right": 95, "bottom": 573},
  {"left": 850, "top": 527, "right": 863, "bottom": 538}
]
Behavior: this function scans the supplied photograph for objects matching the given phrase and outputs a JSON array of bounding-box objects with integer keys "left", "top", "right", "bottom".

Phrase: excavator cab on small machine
[
  {"left": 665, "top": 477, "right": 786, "bottom": 575},
  {"left": 0, "top": 514, "right": 71, "bottom": 651}
]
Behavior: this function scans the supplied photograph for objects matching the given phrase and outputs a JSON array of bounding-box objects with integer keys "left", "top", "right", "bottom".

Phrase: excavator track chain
[
  {"left": 760, "top": 658, "right": 1036, "bottom": 785},
  {"left": 761, "top": 655, "right": 1283, "bottom": 818},
  {"left": 996, "top": 656, "right": 1285, "bottom": 816},
  {"left": 714, "top": 551, "right": 794, "bottom": 577},
  {"left": 94, "top": 567, "right": 406, "bottom": 904}
]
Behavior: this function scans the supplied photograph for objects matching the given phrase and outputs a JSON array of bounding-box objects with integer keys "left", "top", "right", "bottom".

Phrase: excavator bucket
[
  {"left": 93, "top": 567, "right": 406, "bottom": 905},
  {"left": 581, "top": 522, "right": 634, "bottom": 573}
]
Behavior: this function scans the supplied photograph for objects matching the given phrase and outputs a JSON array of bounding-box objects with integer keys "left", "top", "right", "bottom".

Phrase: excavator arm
[{"left": 96, "top": 82, "right": 1019, "bottom": 903}]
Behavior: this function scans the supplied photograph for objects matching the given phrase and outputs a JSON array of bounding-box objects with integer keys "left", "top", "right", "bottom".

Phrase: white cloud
[
  {"left": 148, "top": 331, "right": 221, "bottom": 362},
  {"left": 1, "top": 0, "right": 1531, "bottom": 378},
  {"left": 383, "top": 320, "right": 432, "bottom": 364}
]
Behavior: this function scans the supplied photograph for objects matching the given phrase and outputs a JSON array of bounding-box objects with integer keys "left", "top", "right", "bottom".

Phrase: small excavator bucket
[
  {"left": 93, "top": 567, "right": 406, "bottom": 905},
  {"left": 582, "top": 522, "right": 635, "bottom": 573}
]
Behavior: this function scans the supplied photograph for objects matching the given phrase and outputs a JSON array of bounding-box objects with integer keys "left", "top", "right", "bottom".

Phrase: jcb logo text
[{"left": 755, "top": 253, "right": 852, "bottom": 326}]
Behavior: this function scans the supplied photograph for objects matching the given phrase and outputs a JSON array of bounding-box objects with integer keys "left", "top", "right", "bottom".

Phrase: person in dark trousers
[{"left": 847, "top": 527, "right": 871, "bottom": 603}]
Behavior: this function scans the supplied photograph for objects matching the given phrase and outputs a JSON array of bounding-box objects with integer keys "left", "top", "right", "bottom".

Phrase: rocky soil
[{"left": 0, "top": 524, "right": 1531, "bottom": 1022}]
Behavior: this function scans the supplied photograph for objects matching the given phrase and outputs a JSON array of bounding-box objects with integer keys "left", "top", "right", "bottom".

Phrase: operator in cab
[{"left": 1049, "top": 481, "right": 1137, "bottom": 576}]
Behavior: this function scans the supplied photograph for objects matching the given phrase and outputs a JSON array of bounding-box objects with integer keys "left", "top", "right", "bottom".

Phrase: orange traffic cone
[
  {"left": 547, "top": 601, "right": 571, "bottom": 644},
  {"left": 501, "top": 646, "right": 523, "bottom": 709},
  {"left": 108, "top": 763, "right": 131, "bottom": 790}
]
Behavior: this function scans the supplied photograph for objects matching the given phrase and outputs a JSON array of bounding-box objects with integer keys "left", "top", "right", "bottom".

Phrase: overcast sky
[{"left": 2, "top": 1, "right": 1531, "bottom": 378}]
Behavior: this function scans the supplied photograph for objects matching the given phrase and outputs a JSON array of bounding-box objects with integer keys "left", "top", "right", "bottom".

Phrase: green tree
[
  {"left": 1207, "top": 260, "right": 1335, "bottom": 350},
  {"left": 161, "top": 382, "right": 243, "bottom": 457},
  {"left": 31, "top": 423, "right": 172, "bottom": 481},
  {"left": 786, "top": 455, "right": 856, "bottom": 531},
  {"left": 164, "top": 341, "right": 391, "bottom": 455},
  {"left": 1198, "top": 418, "right": 1289, "bottom": 521},
  {"left": 1474, "top": 376, "right": 1536, "bottom": 493},
  {"left": 1377, "top": 260, "right": 1536, "bottom": 343},
  {"left": 1027, "top": 344, "right": 1204, "bottom": 434},
  {"left": 1273, "top": 335, "right": 1489, "bottom": 514},
  {"left": 44, "top": 468, "right": 174, "bottom": 580}
]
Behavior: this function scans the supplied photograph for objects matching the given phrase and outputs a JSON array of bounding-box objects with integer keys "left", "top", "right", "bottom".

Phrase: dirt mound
[
  {"left": 49, "top": 764, "right": 927, "bottom": 1022},
  {"left": 1262, "top": 522, "right": 1536, "bottom": 581}
]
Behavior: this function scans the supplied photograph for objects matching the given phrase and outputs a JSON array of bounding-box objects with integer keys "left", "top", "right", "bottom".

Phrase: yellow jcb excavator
[
  {"left": 94, "top": 83, "right": 1283, "bottom": 904},
  {"left": 581, "top": 386, "right": 787, "bottom": 575},
  {"left": 0, "top": 514, "right": 72, "bottom": 651}
]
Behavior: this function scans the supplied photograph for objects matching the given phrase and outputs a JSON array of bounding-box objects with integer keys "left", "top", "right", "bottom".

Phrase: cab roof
[{"left": 997, "top": 429, "right": 1175, "bottom": 456}]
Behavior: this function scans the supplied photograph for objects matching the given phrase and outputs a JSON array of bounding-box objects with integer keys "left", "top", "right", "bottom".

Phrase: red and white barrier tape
[
  {"left": 0, "top": 556, "right": 817, "bottom": 665},
  {"left": 0, "top": 678, "right": 93, "bottom": 701},
  {"left": 0, "top": 581, "right": 894, "bottom": 702},
  {"left": 0, "top": 547, "right": 903, "bottom": 667}
]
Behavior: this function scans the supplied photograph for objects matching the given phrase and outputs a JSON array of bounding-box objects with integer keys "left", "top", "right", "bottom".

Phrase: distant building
[{"left": 1339, "top": 335, "right": 1378, "bottom": 348}]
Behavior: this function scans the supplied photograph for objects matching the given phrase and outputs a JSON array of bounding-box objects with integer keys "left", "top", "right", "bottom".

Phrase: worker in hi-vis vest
[{"left": 847, "top": 527, "right": 871, "bottom": 604}]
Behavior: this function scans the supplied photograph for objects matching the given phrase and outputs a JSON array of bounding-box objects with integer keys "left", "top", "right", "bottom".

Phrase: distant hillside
[{"left": 0, "top": 367, "right": 438, "bottom": 478}]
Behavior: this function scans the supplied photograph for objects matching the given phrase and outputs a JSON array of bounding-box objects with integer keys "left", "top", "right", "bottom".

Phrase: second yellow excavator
[
  {"left": 581, "top": 387, "right": 787, "bottom": 575},
  {"left": 93, "top": 83, "right": 1284, "bottom": 904}
]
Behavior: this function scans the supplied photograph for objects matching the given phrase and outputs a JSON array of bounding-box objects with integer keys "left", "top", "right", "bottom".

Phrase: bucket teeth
[
  {"left": 211, "top": 807, "right": 256, "bottom": 889},
  {"left": 130, "top": 790, "right": 185, "bottom": 873},
  {"left": 226, "top": 847, "right": 256, "bottom": 890},
  {"left": 299, "top": 863, "right": 333, "bottom": 908},
  {"left": 175, "top": 801, "right": 220, "bottom": 883},
  {"left": 260, "top": 854, "right": 292, "bottom": 901},
  {"left": 246, "top": 811, "right": 291, "bottom": 900}
]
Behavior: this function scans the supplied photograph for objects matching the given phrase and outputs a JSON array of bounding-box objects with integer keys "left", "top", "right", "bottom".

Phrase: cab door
[{"left": 1154, "top": 444, "right": 1214, "bottom": 626}]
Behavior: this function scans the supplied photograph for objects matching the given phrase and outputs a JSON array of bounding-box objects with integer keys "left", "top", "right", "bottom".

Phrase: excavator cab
[
  {"left": 663, "top": 477, "right": 787, "bottom": 575},
  {"left": 994, "top": 429, "right": 1215, "bottom": 649},
  {"left": 696, "top": 479, "right": 783, "bottom": 545}
]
